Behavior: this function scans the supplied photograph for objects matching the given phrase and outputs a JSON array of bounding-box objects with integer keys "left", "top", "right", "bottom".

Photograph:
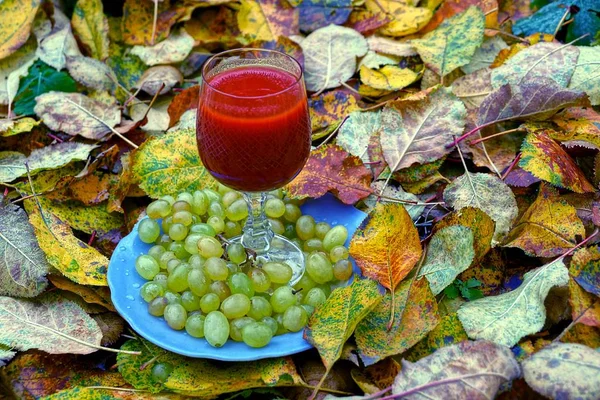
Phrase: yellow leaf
[
  {"left": 71, "top": 0, "right": 109, "bottom": 60},
  {"left": 365, "top": 0, "right": 432, "bottom": 37},
  {"left": 25, "top": 200, "right": 108, "bottom": 286},
  {"left": 237, "top": 0, "right": 298, "bottom": 43},
  {"left": 0, "top": 0, "right": 41, "bottom": 59},
  {"left": 0, "top": 118, "right": 40, "bottom": 137},
  {"left": 359, "top": 65, "right": 420, "bottom": 91}
]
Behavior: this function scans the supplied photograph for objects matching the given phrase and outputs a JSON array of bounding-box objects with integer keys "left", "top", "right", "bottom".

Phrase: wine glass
[{"left": 196, "top": 49, "right": 311, "bottom": 284}]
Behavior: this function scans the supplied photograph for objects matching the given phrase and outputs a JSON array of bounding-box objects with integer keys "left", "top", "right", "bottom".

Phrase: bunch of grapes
[{"left": 135, "top": 185, "right": 353, "bottom": 349}]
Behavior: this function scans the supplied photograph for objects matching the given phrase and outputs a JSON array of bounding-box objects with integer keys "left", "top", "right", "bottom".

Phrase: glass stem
[{"left": 241, "top": 192, "right": 273, "bottom": 253}]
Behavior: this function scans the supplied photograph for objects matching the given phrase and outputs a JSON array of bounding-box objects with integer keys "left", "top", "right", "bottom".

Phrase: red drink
[{"left": 197, "top": 65, "right": 311, "bottom": 192}]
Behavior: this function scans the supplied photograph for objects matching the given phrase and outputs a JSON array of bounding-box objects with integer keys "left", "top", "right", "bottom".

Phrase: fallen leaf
[
  {"left": 566, "top": 0, "right": 600, "bottom": 46},
  {"left": 237, "top": 0, "right": 299, "bottom": 43},
  {"left": 418, "top": 225, "right": 475, "bottom": 295},
  {"left": 366, "top": 35, "right": 417, "bottom": 57},
  {"left": 452, "top": 68, "right": 493, "bottom": 109},
  {"left": 363, "top": 181, "right": 425, "bottom": 220},
  {"left": 121, "top": 0, "right": 186, "bottom": 46},
  {"left": 48, "top": 275, "right": 114, "bottom": 311},
  {"left": 301, "top": 24, "right": 368, "bottom": 92},
  {"left": 552, "top": 107, "right": 600, "bottom": 150},
  {"left": 412, "top": 6, "right": 485, "bottom": 77},
  {"left": 286, "top": 144, "right": 372, "bottom": 204},
  {"left": 570, "top": 246, "right": 600, "bottom": 297},
  {"left": 305, "top": 279, "right": 382, "bottom": 372},
  {"left": 0, "top": 118, "right": 40, "bottom": 137},
  {"left": 185, "top": 7, "right": 240, "bottom": 50},
  {"left": 522, "top": 343, "right": 600, "bottom": 400},
  {"left": 504, "top": 186, "right": 585, "bottom": 257},
  {"left": 392, "top": 340, "right": 520, "bottom": 399},
  {"left": 131, "top": 28, "right": 194, "bottom": 66},
  {"left": 26, "top": 201, "right": 109, "bottom": 286},
  {"left": 131, "top": 128, "right": 217, "bottom": 198},
  {"left": 65, "top": 55, "right": 115, "bottom": 92},
  {"left": 34, "top": 92, "right": 120, "bottom": 140},
  {"left": 0, "top": 200, "right": 48, "bottom": 297},
  {"left": 92, "top": 313, "right": 124, "bottom": 346},
  {"left": 569, "top": 46, "right": 600, "bottom": 105},
  {"left": 512, "top": 1, "right": 566, "bottom": 37},
  {"left": 71, "top": 0, "right": 109, "bottom": 60},
  {"left": 300, "top": 0, "right": 352, "bottom": 32},
  {"left": 366, "top": 0, "right": 432, "bottom": 37},
  {"left": 336, "top": 110, "right": 381, "bottom": 167},
  {"left": 381, "top": 87, "right": 466, "bottom": 172},
  {"left": 561, "top": 324, "right": 600, "bottom": 349},
  {"left": 36, "top": 12, "right": 82, "bottom": 70},
  {"left": 167, "top": 85, "right": 198, "bottom": 128},
  {"left": 0, "top": 0, "right": 41, "bottom": 59},
  {"left": 462, "top": 36, "right": 507, "bottom": 74},
  {"left": 0, "top": 292, "right": 102, "bottom": 354},
  {"left": 309, "top": 89, "right": 359, "bottom": 136},
  {"left": 355, "top": 278, "right": 440, "bottom": 365},
  {"left": 0, "top": 346, "right": 15, "bottom": 367},
  {"left": 0, "top": 37, "right": 37, "bottom": 108},
  {"left": 359, "top": 51, "right": 399, "bottom": 70},
  {"left": 130, "top": 97, "right": 171, "bottom": 132},
  {"left": 405, "top": 313, "right": 468, "bottom": 361},
  {"left": 569, "top": 278, "right": 600, "bottom": 327},
  {"left": 422, "top": 0, "right": 498, "bottom": 33},
  {"left": 457, "top": 259, "right": 569, "bottom": 347},
  {"left": 359, "top": 65, "right": 420, "bottom": 91},
  {"left": 346, "top": 10, "right": 391, "bottom": 34},
  {"left": 134, "top": 65, "right": 183, "bottom": 96},
  {"left": 350, "top": 202, "right": 422, "bottom": 290}
]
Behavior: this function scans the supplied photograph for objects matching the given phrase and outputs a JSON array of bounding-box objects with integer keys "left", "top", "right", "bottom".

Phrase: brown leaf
[
  {"left": 92, "top": 312, "right": 124, "bottom": 346},
  {"left": 167, "top": 85, "right": 199, "bottom": 129},
  {"left": 48, "top": 274, "right": 115, "bottom": 311},
  {"left": 135, "top": 65, "right": 183, "bottom": 96}
]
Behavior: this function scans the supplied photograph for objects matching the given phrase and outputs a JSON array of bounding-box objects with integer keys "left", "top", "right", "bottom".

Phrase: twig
[
  {"left": 151, "top": 0, "right": 158, "bottom": 45},
  {"left": 469, "top": 127, "right": 525, "bottom": 146},
  {"left": 553, "top": 302, "right": 595, "bottom": 343},
  {"left": 485, "top": 29, "right": 530, "bottom": 43},
  {"left": 552, "top": 8, "right": 571, "bottom": 39},
  {"left": 501, "top": 153, "right": 521, "bottom": 180},
  {"left": 317, "top": 115, "right": 349, "bottom": 148}
]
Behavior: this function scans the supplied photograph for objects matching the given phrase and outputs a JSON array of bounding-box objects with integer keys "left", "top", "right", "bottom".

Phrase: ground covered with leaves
[{"left": 1, "top": 0, "right": 600, "bottom": 399}]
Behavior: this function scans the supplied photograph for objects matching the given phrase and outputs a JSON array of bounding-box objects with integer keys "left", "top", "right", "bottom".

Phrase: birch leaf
[
  {"left": 131, "top": 28, "right": 195, "bottom": 66},
  {"left": 569, "top": 46, "right": 600, "bottom": 106},
  {"left": 0, "top": 0, "right": 41, "bottom": 59},
  {"left": 71, "top": 0, "right": 109, "bottom": 60}
]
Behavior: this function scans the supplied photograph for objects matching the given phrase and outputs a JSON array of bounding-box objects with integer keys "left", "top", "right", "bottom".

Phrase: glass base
[{"left": 230, "top": 234, "right": 306, "bottom": 286}]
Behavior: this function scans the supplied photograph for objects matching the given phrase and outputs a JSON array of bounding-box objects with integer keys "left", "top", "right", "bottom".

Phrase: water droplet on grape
[{"left": 126, "top": 295, "right": 134, "bottom": 301}]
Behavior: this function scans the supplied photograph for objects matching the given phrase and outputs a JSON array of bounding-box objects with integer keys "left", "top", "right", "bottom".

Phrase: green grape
[
  {"left": 241, "top": 322, "right": 273, "bottom": 348},
  {"left": 208, "top": 201, "right": 226, "bottom": 218},
  {"left": 172, "top": 200, "right": 192, "bottom": 213},
  {"left": 225, "top": 199, "right": 248, "bottom": 221},
  {"left": 210, "top": 281, "right": 231, "bottom": 301},
  {"left": 200, "top": 292, "right": 221, "bottom": 313},
  {"left": 168, "top": 223, "right": 188, "bottom": 241},
  {"left": 155, "top": 234, "right": 172, "bottom": 247},
  {"left": 148, "top": 245, "right": 166, "bottom": 261},
  {"left": 227, "top": 243, "right": 247, "bottom": 264},
  {"left": 291, "top": 238, "right": 303, "bottom": 250},
  {"left": 306, "top": 252, "right": 334, "bottom": 284},
  {"left": 148, "top": 296, "right": 168, "bottom": 316},
  {"left": 140, "top": 282, "right": 164, "bottom": 302},
  {"left": 247, "top": 296, "right": 273, "bottom": 320},
  {"left": 161, "top": 216, "right": 173, "bottom": 236},
  {"left": 164, "top": 291, "right": 182, "bottom": 305},
  {"left": 221, "top": 293, "right": 251, "bottom": 319},
  {"left": 188, "top": 269, "right": 211, "bottom": 296},
  {"left": 164, "top": 303, "right": 187, "bottom": 330},
  {"left": 188, "top": 254, "right": 206, "bottom": 269},
  {"left": 181, "top": 290, "right": 201, "bottom": 311},
  {"left": 283, "top": 204, "right": 302, "bottom": 223},
  {"left": 151, "top": 362, "right": 173, "bottom": 383},
  {"left": 153, "top": 273, "right": 169, "bottom": 289},
  {"left": 135, "top": 255, "right": 160, "bottom": 280},
  {"left": 207, "top": 216, "right": 225, "bottom": 234},
  {"left": 197, "top": 236, "right": 224, "bottom": 258},
  {"left": 167, "top": 264, "right": 191, "bottom": 292},
  {"left": 147, "top": 199, "right": 171, "bottom": 219},
  {"left": 191, "top": 190, "right": 209, "bottom": 215},
  {"left": 303, "top": 238, "right": 323, "bottom": 253},
  {"left": 172, "top": 210, "right": 193, "bottom": 226},
  {"left": 262, "top": 262, "right": 293, "bottom": 284},
  {"left": 139, "top": 218, "right": 161, "bottom": 243},
  {"left": 184, "top": 233, "right": 202, "bottom": 255},
  {"left": 222, "top": 191, "right": 241, "bottom": 208},
  {"left": 176, "top": 192, "right": 194, "bottom": 205},
  {"left": 270, "top": 286, "right": 297, "bottom": 314},
  {"left": 228, "top": 272, "right": 255, "bottom": 297},
  {"left": 294, "top": 274, "right": 317, "bottom": 293},
  {"left": 268, "top": 218, "right": 285, "bottom": 235},
  {"left": 301, "top": 304, "right": 315, "bottom": 316},
  {"left": 265, "top": 198, "right": 286, "bottom": 218},
  {"left": 330, "top": 246, "right": 349, "bottom": 263},
  {"left": 166, "top": 258, "right": 181, "bottom": 274},
  {"left": 315, "top": 222, "right": 331, "bottom": 240},
  {"left": 283, "top": 224, "right": 297, "bottom": 239},
  {"left": 323, "top": 225, "right": 348, "bottom": 251},
  {"left": 226, "top": 262, "right": 240, "bottom": 275},
  {"left": 296, "top": 215, "right": 316, "bottom": 241},
  {"left": 160, "top": 195, "right": 176, "bottom": 205},
  {"left": 168, "top": 241, "right": 190, "bottom": 259},
  {"left": 204, "top": 257, "right": 229, "bottom": 281},
  {"left": 159, "top": 251, "right": 177, "bottom": 270},
  {"left": 269, "top": 189, "right": 284, "bottom": 199},
  {"left": 190, "top": 223, "right": 216, "bottom": 237},
  {"left": 248, "top": 268, "right": 271, "bottom": 293},
  {"left": 261, "top": 316, "right": 278, "bottom": 335},
  {"left": 283, "top": 305, "right": 308, "bottom": 332},
  {"left": 303, "top": 287, "right": 327, "bottom": 308},
  {"left": 204, "top": 311, "right": 230, "bottom": 347},
  {"left": 333, "top": 259, "right": 354, "bottom": 281},
  {"left": 203, "top": 188, "right": 221, "bottom": 203},
  {"left": 223, "top": 221, "right": 242, "bottom": 238},
  {"left": 274, "top": 313, "right": 287, "bottom": 335},
  {"left": 229, "top": 317, "right": 254, "bottom": 341},
  {"left": 185, "top": 313, "right": 205, "bottom": 338},
  {"left": 217, "top": 182, "right": 232, "bottom": 195},
  {"left": 294, "top": 290, "right": 304, "bottom": 304}
]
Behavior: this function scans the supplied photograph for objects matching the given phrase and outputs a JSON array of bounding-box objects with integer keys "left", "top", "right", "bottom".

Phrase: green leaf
[
  {"left": 0, "top": 199, "right": 49, "bottom": 297},
  {"left": 464, "top": 288, "right": 483, "bottom": 301},
  {"left": 418, "top": 225, "right": 475, "bottom": 295},
  {"left": 0, "top": 292, "right": 102, "bottom": 354},
  {"left": 13, "top": 60, "right": 77, "bottom": 116},
  {"left": 0, "top": 36, "right": 37, "bottom": 108},
  {"left": 131, "top": 128, "right": 217, "bottom": 198},
  {"left": 569, "top": 46, "right": 600, "bottom": 106},
  {"left": 523, "top": 343, "right": 600, "bottom": 400},
  {"left": 305, "top": 278, "right": 382, "bottom": 370},
  {"left": 457, "top": 259, "right": 569, "bottom": 347},
  {"left": 466, "top": 278, "right": 482, "bottom": 288},
  {"left": 412, "top": 6, "right": 485, "bottom": 77},
  {"left": 443, "top": 283, "right": 459, "bottom": 299},
  {"left": 443, "top": 172, "right": 518, "bottom": 244},
  {"left": 301, "top": 24, "right": 368, "bottom": 92},
  {"left": 355, "top": 278, "right": 440, "bottom": 366},
  {"left": 117, "top": 338, "right": 303, "bottom": 396}
]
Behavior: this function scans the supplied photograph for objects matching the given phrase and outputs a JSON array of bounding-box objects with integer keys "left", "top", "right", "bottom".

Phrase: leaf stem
[
  {"left": 552, "top": 8, "right": 571, "bottom": 39},
  {"left": 84, "top": 386, "right": 148, "bottom": 393},
  {"left": 469, "top": 127, "right": 525, "bottom": 145},
  {"left": 317, "top": 115, "right": 349, "bottom": 148},
  {"left": 501, "top": 153, "right": 522, "bottom": 181},
  {"left": 553, "top": 301, "right": 595, "bottom": 343}
]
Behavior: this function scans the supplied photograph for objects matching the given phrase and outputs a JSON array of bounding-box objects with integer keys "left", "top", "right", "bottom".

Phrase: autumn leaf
[
  {"left": 0, "top": 0, "right": 41, "bottom": 59},
  {"left": 392, "top": 340, "right": 520, "bottom": 399},
  {"left": 568, "top": 278, "right": 600, "bottom": 327},
  {"left": 522, "top": 343, "right": 600, "bottom": 400},
  {"left": 309, "top": 89, "right": 359, "bottom": 136},
  {"left": 346, "top": 10, "right": 391, "bottom": 34},
  {"left": 0, "top": 118, "right": 40, "bottom": 137},
  {"left": 237, "top": 0, "right": 299, "bottom": 43},
  {"left": 131, "top": 28, "right": 195, "bottom": 66},
  {"left": 299, "top": 0, "right": 352, "bottom": 32},
  {"left": 92, "top": 313, "right": 124, "bottom": 346},
  {"left": 286, "top": 144, "right": 372, "bottom": 204},
  {"left": 405, "top": 313, "right": 468, "bottom": 361},
  {"left": 451, "top": 68, "right": 493, "bottom": 109},
  {"left": 65, "top": 56, "right": 115, "bottom": 92},
  {"left": 412, "top": 7, "right": 485, "bottom": 77},
  {"left": 0, "top": 292, "right": 102, "bottom": 355},
  {"left": 35, "top": 11, "right": 82, "bottom": 71},
  {"left": 504, "top": 186, "right": 585, "bottom": 257},
  {"left": 167, "top": 85, "right": 199, "bottom": 129},
  {"left": 457, "top": 259, "right": 569, "bottom": 347},
  {"left": 0, "top": 200, "right": 49, "bottom": 298},
  {"left": 0, "top": 37, "right": 37, "bottom": 109},
  {"left": 570, "top": 246, "right": 600, "bottom": 297},
  {"left": 185, "top": 7, "right": 240, "bottom": 50},
  {"left": 121, "top": 0, "right": 185, "bottom": 46},
  {"left": 336, "top": 110, "right": 381, "bottom": 165},
  {"left": 363, "top": 181, "right": 425, "bottom": 220},
  {"left": 355, "top": 279, "right": 440, "bottom": 366},
  {"left": 134, "top": 66, "right": 183, "bottom": 96},
  {"left": 71, "top": 0, "right": 109, "bottom": 60},
  {"left": 359, "top": 65, "right": 420, "bottom": 91},
  {"left": 365, "top": 0, "right": 432, "bottom": 37},
  {"left": 48, "top": 275, "right": 114, "bottom": 312},
  {"left": 350, "top": 202, "right": 422, "bottom": 290},
  {"left": 569, "top": 46, "right": 600, "bottom": 105},
  {"left": 551, "top": 107, "right": 600, "bottom": 150}
]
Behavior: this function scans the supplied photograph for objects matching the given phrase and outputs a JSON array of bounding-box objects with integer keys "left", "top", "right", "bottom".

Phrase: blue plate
[{"left": 107, "top": 194, "right": 367, "bottom": 361}]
